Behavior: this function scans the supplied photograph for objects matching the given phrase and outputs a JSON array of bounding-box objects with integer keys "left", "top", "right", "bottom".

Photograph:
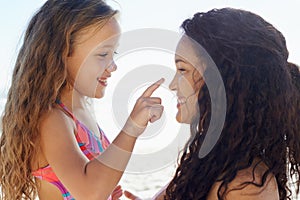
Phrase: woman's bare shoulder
[{"left": 207, "top": 160, "right": 279, "bottom": 200}]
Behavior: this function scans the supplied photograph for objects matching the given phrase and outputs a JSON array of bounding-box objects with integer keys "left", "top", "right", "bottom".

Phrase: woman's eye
[
  {"left": 114, "top": 51, "right": 119, "bottom": 55},
  {"left": 178, "top": 68, "right": 186, "bottom": 74}
]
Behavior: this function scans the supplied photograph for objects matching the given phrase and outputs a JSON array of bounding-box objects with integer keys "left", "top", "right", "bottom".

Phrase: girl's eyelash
[
  {"left": 98, "top": 51, "right": 119, "bottom": 57},
  {"left": 98, "top": 53, "right": 108, "bottom": 57},
  {"left": 178, "top": 68, "right": 186, "bottom": 71}
]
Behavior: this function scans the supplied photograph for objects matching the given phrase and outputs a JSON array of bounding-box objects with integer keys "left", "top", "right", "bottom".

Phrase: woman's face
[
  {"left": 66, "top": 17, "right": 121, "bottom": 99},
  {"left": 169, "top": 35, "right": 204, "bottom": 124}
]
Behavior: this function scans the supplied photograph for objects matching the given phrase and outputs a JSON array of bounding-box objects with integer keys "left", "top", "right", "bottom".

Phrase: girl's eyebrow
[
  {"left": 96, "top": 44, "right": 114, "bottom": 50},
  {"left": 96, "top": 43, "right": 119, "bottom": 50}
]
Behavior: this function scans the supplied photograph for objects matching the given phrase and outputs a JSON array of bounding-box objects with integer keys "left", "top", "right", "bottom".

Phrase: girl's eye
[
  {"left": 98, "top": 53, "right": 108, "bottom": 57},
  {"left": 98, "top": 51, "right": 118, "bottom": 58}
]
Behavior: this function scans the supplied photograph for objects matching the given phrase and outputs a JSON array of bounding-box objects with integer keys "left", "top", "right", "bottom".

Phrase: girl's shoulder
[
  {"left": 40, "top": 107, "right": 75, "bottom": 128},
  {"left": 39, "top": 106, "right": 76, "bottom": 136},
  {"left": 34, "top": 107, "right": 76, "bottom": 170}
]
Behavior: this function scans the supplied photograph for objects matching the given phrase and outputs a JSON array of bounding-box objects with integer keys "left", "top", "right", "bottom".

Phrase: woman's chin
[
  {"left": 176, "top": 113, "right": 185, "bottom": 124},
  {"left": 176, "top": 113, "right": 190, "bottom": 124}
]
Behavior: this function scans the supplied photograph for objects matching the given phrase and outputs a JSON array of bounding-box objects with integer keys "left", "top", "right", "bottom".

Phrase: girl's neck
[{"left": 60, "top": 87, "right": 87, "bottom": 112}]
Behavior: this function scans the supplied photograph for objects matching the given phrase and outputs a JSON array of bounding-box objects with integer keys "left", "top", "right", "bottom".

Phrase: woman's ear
[{"left": 193, "top": 69, "right": 205, "bottom": 91}]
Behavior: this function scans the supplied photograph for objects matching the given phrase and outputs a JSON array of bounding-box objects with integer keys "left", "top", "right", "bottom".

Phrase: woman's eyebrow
[{"left": 175, "top": 58, "right": 187, "bottom": 64}]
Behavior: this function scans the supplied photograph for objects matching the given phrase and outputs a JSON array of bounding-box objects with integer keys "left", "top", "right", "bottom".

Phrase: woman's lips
[{"left": 177, "top": 96, "right": 186, "bottom": 108}]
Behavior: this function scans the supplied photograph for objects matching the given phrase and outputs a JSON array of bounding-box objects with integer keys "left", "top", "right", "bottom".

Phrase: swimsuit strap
[{"left": 55, "top": 99, "right": 76, "bottom": 121}]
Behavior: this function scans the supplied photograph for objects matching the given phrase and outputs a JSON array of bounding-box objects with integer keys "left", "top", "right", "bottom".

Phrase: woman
[{"left": 126, "top": 7, "right": 300, "bottom": 200}]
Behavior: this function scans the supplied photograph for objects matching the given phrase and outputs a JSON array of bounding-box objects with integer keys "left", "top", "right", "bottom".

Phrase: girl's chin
[
  {"left": 94, "top": 88, "right": 106, "bottom": 98},
  {"left": 94, "top": 91, "right": 105, "bottom": 99}
]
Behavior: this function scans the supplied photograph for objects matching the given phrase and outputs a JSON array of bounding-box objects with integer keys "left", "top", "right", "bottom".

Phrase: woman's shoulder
[
  {"left": 227, "top": 160, "right": 279, "bottom": 199},
  {"left": 208, "top": 159, "right": 279, "bottom": 200}
]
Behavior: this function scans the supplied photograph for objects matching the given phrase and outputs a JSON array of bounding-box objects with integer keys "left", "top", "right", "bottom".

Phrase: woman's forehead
[
  {"left": 176, "top": 35, "right": 199, "bottom": 57},
  {"left": 175, "top": 35, "right": 205, "bottom": 71}
]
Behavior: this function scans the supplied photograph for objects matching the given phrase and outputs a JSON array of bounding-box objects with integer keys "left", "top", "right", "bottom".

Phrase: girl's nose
[{"left": 106, "top": 61, "right": 117, "bottom": 72}]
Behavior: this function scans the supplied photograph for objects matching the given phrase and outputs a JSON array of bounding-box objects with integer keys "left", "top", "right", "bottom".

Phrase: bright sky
[{"left": 1, "top": 0, "right": 300, "bottom": 96}]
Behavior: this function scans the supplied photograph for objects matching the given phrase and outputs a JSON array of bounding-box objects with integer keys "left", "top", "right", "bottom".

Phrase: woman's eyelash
[{"left": 178, "top": 68, "right": 186, "bottom": 71}]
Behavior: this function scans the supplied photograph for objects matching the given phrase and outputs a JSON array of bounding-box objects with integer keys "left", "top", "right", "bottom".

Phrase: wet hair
[
  {"left": 166, "top": 8, "right": 300, "bottom": 200},
  {"left": 0, "top": 0, "right": 117, "bottom": 199}
]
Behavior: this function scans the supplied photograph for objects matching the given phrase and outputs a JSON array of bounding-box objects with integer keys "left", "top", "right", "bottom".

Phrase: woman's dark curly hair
[
  {"left": 288, "top": 63, "right": 300, "bottom": 92},
  {"left": 165, "top": 8, "right": 300, "bottom": 200}
]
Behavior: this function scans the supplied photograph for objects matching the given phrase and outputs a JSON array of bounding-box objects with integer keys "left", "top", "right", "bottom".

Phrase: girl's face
[
  {"left": 169, "top": 36, "right": 204, "bottom": 124},
  {"left": 66, "top": 18, "right": 121, "bottom": 99}
]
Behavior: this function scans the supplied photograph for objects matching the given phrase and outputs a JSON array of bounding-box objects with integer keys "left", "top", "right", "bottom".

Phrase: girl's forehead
[
  {"left": 75, "top": 18, "right": 121, "bottom": 50},
  {"left": 75, "top": 18, "right": 121, "bottom": 47}
]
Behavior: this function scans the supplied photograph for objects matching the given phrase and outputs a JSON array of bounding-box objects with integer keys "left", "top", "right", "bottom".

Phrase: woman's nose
[{"left": 169, "top": 76, "right": 177, "bottom": 91}]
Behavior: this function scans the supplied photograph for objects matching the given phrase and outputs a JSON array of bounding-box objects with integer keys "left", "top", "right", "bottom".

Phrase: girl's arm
[
  {"left": 40, "top": 79, "right": 164, "bottom": 200},
  {"left": 124, "top": 183, "right": 169, "bottom": 200}
]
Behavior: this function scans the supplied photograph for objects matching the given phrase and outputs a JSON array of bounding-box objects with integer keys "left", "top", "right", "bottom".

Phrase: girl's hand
[
  {"left": 111, "top": 185, "right": 123, "bottom": 200},
  {"left": 123, "top": 78, "right": 165, "bottom": 137},
  {"left": 124, "top": 190, "right": 142, "bottom": 200}
]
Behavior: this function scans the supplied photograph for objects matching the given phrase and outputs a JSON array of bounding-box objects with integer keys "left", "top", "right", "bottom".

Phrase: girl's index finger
[{"left": 141, "top": 78, "right": 165, "bottom": 97}]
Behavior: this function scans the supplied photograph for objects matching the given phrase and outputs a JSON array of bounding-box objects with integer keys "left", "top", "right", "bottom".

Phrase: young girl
[
  {"left": 0, "top": 0, "right": 164, "bottom": 199},
  {"left": 126, "top": 8, "right": 300, "bottom": 200}
]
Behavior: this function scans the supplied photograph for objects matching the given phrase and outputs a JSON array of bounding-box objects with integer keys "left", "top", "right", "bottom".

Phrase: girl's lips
[{"left": 97, "top": 77, "right": 108, "bottom": 86}]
